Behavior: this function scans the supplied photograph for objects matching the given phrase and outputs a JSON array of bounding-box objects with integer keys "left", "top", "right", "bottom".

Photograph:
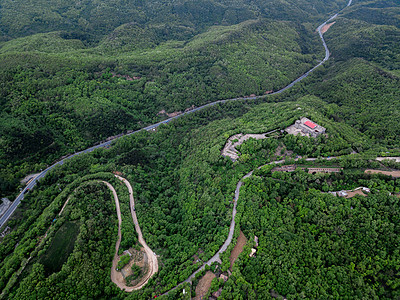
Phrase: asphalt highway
[{"left": 0, "top": 0, "right": 344, "bottom": 229}]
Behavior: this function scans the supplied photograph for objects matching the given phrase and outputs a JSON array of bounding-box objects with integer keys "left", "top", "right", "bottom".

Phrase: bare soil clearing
[
  {"left": 376, "top": 157, "right": 400, "bottom": 163},
  {"left": 365, "top": 169, "right": 400, "bottom": 178},
  {"left": 21, "top": 173, "right": 40, "bottom": 184},
  {"left": 118, "top": 248, "right": 149, "bottom": 287},
  {"left": 320, "top": 22, "right": 336, "bottom": 34},
  {"left": 123, "top": 248, "right": 148, "bottom": 286},
  {"left": 346, "top": 189, "right": 366, "bottom": 198},
  {"left": 229, "top": 231, "right": 247, "bottom": 270},
  {"left": 195, "top": 271, "right": 216, "bottom": 300}
]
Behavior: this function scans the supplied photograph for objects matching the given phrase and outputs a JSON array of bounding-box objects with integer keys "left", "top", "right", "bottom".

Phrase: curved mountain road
[
  {"left": 0, "top": 0, "right": 350, "bottom": 229},
  {"left": 51, "top": 177, "right": 156, "bottom": 291},
  {"left": 115, "top": 175, "right": 158, "bottom": 291},
  {"left": 160, "top": 156, "right": 337, "bottom": 296}
]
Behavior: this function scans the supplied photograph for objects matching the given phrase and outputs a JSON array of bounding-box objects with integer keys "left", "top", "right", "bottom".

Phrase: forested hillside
[
  {"left": 1, "top": 0, "right": 398, "bottom": 199},
  {"left": 1, "top": 0, "right": 400, "bottom": 299},
  {"left": 0, "top": 18, "right": 322, "bottom": 197},
  {"left": 3, "top": 96, "right": 399, "bottom": 299},
  {"left": 0, "top": 0, "right": 346, "bottom": 42},
  {"left": 235, "top": 175, "right": 400, "bottom": 299}
]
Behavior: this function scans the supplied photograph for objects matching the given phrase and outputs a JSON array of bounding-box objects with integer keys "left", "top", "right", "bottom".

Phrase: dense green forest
[
  {"left": 0, "top": 0, "right": 347, "bottom": 42},
  {"left": 1, "top": 97, "right": 399, "bottom": 299},
  {"left": 0, "top": 18, "right": 322, "bottom": 197},
  {"left": 233, "top": 174, "right": 400, "bottom": 299},
  {"left": 1, "top": 0, "right": 400, "bottom": 298},
  {"left": 0, "top": 0, "right": 399, "bottom": 198}
]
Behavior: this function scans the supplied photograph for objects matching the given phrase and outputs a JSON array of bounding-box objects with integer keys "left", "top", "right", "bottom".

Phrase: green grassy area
[{"left": 39, "top": 221, "right": 79, "bottom": 275}]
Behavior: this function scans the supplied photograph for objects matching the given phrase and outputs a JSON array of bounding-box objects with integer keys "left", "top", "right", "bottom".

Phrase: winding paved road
[
  {"left": 160, "top": 155, "right": 337, "bottom": 296},
  {"left": 0, "top": 0, "right": 350, "bottom": 229}
]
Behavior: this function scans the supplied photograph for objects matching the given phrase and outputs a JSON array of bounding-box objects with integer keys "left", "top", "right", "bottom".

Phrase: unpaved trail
[
  {"left": 115, "top": 175, "right": 158, "bottom": 291},
  {"left": 103, "top": 181, "right": 124, "bottom": 291},
  {"left": 58, "top": 195, "right": 72, "bottom": 216}
]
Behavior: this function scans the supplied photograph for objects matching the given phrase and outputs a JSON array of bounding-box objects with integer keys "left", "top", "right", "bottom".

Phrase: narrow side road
[
  {"left": 161, "top": 155, "right": 339, "bottom": 296},
  {"left": 115, "top": 175, "right": 159, "bottom": 291},
  {"left": 103, "top": 181, "right": 124, "bottom": 291}
]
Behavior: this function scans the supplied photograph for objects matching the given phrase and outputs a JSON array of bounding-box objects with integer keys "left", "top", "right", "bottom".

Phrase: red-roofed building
[
  {"left": 286, "top": 117, "right": 326, "bottom": 138},
  {"left": 304, "top": 120, "right": 317, "bottom": 129}
]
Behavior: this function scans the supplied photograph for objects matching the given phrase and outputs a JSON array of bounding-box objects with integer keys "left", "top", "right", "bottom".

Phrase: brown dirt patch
[
  {"left": 345, "top": 189, "right": 366, "bottom": 198},
  {"left": 274, "top": 146, "right": 284, "bottom": 157},
  {"left": 122, "top": 248, "right": 149, "bottom": 287},
  {"left": 320, "top": 22, "right": 336, "bottom": 34},
  {"left": 195, "top": 271, "right": 216, "bottom": 300},
  {"left": 21, "top": 173, "right": 40, "bottom": 184},
  {"left": 157, "top": 110, "right": 182, "bottom": 117},
  {"left": 230, "top": 231, "right": 247, "bottom": 270},
  {"left": 113, "top": 249, "right": 150, "bottom": 290},
  {"left": 365, "top": 169, "right": 400, "bottom": 178}
]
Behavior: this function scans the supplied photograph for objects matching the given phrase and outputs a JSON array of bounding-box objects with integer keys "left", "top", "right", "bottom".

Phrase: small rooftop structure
[
  {"left": 220, "top": 274, "right": 228, "bottom": 282},
  {"left": 212, "top": 288, "right": 222, "bottom": 298},
  {"left": 285, "top": 117, "right": 326, "bottom": 138},
  {"left": 250, "top": 248, "right": 257, "bottom": 257},
  {"left": 254, "top": 235, "right": 259, "bottom": 248}
]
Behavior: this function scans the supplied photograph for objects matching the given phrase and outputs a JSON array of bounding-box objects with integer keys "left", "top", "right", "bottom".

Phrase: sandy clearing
[
  {"left": 229, "top": 231, "right": 247, "bottom": 270},
  {"left": 115, "top": 175, "right": 158, "bottom": 291},
  {"left": 194, "top": 271, "right": 216, "bottom": 300},
  {"left": 320, "top": 22, "right": 336, "bottom": 34},
  {"left": 345, "top": 189, "right": 366, "bottom": 198},
  {"left": 21, "top": 173, "right": 40, "bottom": 184},
  {"left": 365, "top": 169, "right": 400, "bottom": 178}
]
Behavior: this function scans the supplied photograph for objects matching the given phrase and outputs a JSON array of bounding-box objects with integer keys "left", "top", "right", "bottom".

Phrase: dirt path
[
  {"left": 115, "top": 175, "right": 158, "bottom": 291},
  {"left": 222, "top": 130, "right": 278, "bottom": 161},
  {"left": 58, "top": 195, "right": 72, "bottom": 216},
  {"left": 101, "top": 181, "right": 125, "bottom": 291},
  {"left": 46, "top": 178, "right": 156, "bottom": 292}
]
